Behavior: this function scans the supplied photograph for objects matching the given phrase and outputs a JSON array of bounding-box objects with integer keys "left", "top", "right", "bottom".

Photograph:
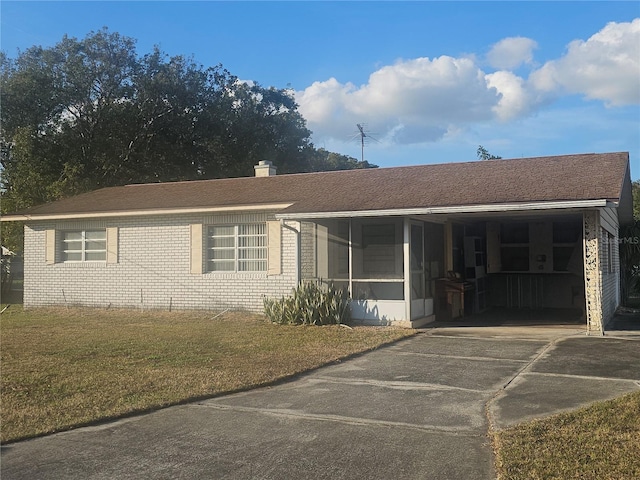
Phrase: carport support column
[
  {"left": 444, "top": 222, "right": 454, "bottom": 273},
  {"left": 583, "top": 210, "right": 603, "bottom": 336}
]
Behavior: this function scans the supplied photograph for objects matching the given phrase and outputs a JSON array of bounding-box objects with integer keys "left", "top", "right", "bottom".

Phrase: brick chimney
[{"left": 254, "top": 160, "right": 277, "bottom": 177}]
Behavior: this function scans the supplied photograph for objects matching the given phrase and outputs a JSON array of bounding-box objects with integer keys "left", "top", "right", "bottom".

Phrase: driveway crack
[
  {"left": 195, "top": 403, "right": 485, "bottom": 437},
  {"left": 484, "top": 334, "right": 572, "bottom": 433}
]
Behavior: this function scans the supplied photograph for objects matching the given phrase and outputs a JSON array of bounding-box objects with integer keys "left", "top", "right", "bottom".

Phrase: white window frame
[
  {"left": 62, "top": 229, "right": 107, "bottom": 262},
  {"left": 207, "top": 224, "right": 267, "bottom": 272}
]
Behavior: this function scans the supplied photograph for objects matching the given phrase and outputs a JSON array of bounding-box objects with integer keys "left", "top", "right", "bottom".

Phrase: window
[
  {"left": 362, "top": 224, "right": 398, "bottom": 276},
  {"left": 207, "top": 224, "right": 267, "bottom": 272},
  {"left": 314, "top": 220, "right": 349, "bottom": 280},
  {"left": 63, "top": 230, "right": 107, "bottom": 262},
  {"left": 601, "top": 228, "right": 614, "bottom": 274}
]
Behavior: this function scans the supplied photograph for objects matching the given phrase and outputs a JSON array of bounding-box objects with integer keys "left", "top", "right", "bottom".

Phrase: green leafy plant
[{"left": 263, "top": 281, "right": 351, "bottom": 325}]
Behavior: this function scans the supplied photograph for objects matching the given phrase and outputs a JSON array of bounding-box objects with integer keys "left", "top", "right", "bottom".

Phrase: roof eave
[
  {"left": 1, "top": 203, "right": 294, "bottom": 222},
  {"left": 275, "top": 199, "right": 611, "bottom": 220}
]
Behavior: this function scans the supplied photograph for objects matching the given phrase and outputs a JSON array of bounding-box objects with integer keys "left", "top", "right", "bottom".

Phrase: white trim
[
  {"left": 403, "top": 219, "right": 411, "bottom": 322},
  {"left": 275, "top": 199, "right": 611, "bottom": 220},
  {"left": 4, "top": 199, "right": 616, "bottom": 223},
  {"left": 1, "top": 203, "right": 294, "bottom": 222},
  {"left": 106, "top": 227, "right": 118, "bottom": 264},
  {"left": 45, "top": 229, "right": 56, "bottom": 265},
  {"left": 190, "top": 223, "right": 204, "bottom": 275}
]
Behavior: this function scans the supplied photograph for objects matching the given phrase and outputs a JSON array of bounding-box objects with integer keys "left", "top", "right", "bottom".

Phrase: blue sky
[{"left": 2, "top": 1, "right": 639, "bottom": 178}]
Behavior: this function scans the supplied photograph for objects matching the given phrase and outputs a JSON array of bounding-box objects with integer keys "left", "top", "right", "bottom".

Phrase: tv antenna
[{"left": 350, "top": 123, "right": 379, "bottom": 163}]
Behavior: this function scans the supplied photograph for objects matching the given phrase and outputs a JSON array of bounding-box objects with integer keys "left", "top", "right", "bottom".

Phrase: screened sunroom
[{"left": 300, "top": 217, "right": 445, "bottom": 327}]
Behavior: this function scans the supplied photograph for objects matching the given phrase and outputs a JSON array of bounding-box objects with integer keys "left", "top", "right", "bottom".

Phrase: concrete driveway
[{"left": 2, "top": 324, "right": 639, "bottom": 480}]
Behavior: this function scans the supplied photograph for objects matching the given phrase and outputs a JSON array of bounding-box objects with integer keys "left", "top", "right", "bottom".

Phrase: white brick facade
[{"left": 23, "top": 213, "right": 299, "bottom": 312}]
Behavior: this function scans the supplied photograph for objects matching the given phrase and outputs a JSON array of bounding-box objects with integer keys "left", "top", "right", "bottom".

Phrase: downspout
[{"left": 281, "top": 220, "right": 301, "bottom": 285}]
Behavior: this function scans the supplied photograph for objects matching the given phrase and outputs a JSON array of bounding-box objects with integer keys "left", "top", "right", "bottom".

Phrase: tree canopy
[
  {"left": 476, "top": 145, "right": 502, "bottom": 161},
  {"left": 0, "top": 29, "right": 375, "bottom": 251}
]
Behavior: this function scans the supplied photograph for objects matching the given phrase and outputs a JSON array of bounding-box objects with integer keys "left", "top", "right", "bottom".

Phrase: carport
[
  {"left": 297, "top": 209, "right": 604, "bottom": 331},
  {"left": 284, "top": 153, "right": 634, "bottom": 334},
  {"left": 434, "top": 211, "right": 587, "bottom": 327}
]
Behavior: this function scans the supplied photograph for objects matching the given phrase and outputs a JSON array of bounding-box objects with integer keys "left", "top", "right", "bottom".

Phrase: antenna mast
[
  {"left": 350, "top": 123, "right": 379, "bottom": 163},
  {"left": 357, "top": 123, "right": 366, "bottom": 163}
]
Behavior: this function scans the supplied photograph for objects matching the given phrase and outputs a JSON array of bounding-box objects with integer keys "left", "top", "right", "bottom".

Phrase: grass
[
  {"left": 0, "top": 306, "right": 415, "bottom": 443},
  {"left": 493, "top": 390, "right": 640, "bottom": 480}
]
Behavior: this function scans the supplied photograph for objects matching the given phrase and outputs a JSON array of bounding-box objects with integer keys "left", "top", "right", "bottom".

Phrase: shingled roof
[{"left": 4, "top": 152, "right": 633, "bottom": 223}]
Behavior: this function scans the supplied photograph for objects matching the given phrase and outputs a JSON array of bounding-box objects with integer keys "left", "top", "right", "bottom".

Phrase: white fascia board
[
  {"left": 275, "top": 199, "right": 609, "bottom": 220},
  {"left": 1, "top": 203, "right": 294, "bottom": 222}
]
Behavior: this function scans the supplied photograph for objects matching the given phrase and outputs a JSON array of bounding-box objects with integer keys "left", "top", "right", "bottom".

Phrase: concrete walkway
[{"left": 2, "top": 325, "right": 639, "bottom": 480}]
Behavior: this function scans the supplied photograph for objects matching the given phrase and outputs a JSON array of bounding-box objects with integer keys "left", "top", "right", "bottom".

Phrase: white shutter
[
  {"left": 190, "top": 224, "right": 203, "bottom": 274},
  {"left": 267, "top": 221, "right": 281, "bottom": 275},
  {"left": 45, "top": 229, "right": 56, "bottom": 265},
  {"left": 106, "top": 227, "right": 118, "bottom": 264}
]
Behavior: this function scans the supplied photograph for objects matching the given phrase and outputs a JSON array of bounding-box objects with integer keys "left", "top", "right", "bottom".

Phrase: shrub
[{"left": 263, "top": 281, "right": 351, "bottom": 325}]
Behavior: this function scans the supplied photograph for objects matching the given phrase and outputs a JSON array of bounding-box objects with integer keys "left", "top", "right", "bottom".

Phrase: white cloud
[
  {"left": 530, "top": 19, "right": 640, "bottom": 106},
  {"left": 295, "top": 77, "right": 356, "bottom": 126},
  {"left": 296, "top": 56, "right": 501, "bottom": 144},
  {"left": 296, "top": 19, "right": 639, "bottom": 149},
  {"left": 485, "top": 71, "right": 533, "bottom": 121},
  {"left": 487, "top": 37, "right": 538, "bottom": 70}
]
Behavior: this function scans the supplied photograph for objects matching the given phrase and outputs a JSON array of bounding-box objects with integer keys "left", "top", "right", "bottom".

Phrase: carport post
[{"left": 583, "top": 211, "right": 604, "bottom": 335}]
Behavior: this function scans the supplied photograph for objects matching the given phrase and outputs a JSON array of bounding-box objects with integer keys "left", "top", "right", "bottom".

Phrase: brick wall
[
  {"left": 23, "top": 213, "right": 299, "bottom": 312},
  {"left": 300, "top": 221, "right": 316, "bottom": 280}
]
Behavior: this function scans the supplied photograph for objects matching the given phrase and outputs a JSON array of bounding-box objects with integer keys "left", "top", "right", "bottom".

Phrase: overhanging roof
[{"left": 2, "top": 152, "right": 632, "bottom": 223}]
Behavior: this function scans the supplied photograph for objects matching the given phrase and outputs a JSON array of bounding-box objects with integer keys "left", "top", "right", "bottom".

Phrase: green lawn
[{"left": 0, "top": 307, "right": 414, "bottom": 443}]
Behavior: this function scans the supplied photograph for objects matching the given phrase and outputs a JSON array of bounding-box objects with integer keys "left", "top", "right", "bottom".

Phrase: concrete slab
[
  {"left": 394, "top": 334, "right": 547, "bottom": 361},
  {"left": 531, "top": 337, "right": 640, "bottom": 380},
  {"left": 205, "top": 377, "right": 490, "bottom": 432},
  {"left": 1, "top": 405, "right": 494, "bottom": 480},
  {"left": 430, "top": 325, "right": 584, "bottom": 341},
  {"left": 320, "top": 347, "right": 528, "bottom": 391},
  {"left": 490, "top": 373, "right": 640, "bottom": 428}
]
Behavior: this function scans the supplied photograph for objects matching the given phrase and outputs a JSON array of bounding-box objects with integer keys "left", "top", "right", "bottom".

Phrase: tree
[
  {"left": 302, "top": 148, "right": 378, "bottom": 172},
  {"left": 476, "top": 145, "right": 502, "bottom": 160},
  {"left": 1, "top": 29, "right": 376, "bottom": 252}
]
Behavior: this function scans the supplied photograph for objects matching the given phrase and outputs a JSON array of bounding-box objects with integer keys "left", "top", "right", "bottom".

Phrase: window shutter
[
  {"left": 190, "top": 223, "right": 203, "bottom": 274},
  {"left": 267, "top": 221, "right": 281, "bottom": 275},
  {"left": 45, "top": 229, "right": 56, "bottom": 265},
  {"left": 106, "top": 227, "right": 118, "bottom": 264}
]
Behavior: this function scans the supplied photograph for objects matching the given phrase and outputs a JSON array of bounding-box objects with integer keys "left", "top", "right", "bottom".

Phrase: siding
[
  {"left": 23, "top": 213, "right": 299, "bottom": 312},
  {"left": 600, "top": 207, "right": 620, "bottom": 326}
]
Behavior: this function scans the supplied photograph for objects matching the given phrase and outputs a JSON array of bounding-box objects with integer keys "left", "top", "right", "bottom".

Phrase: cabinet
[
  {"left": 529, "top": 221, "right": 553, "bottom": 273},
  {"left": 499, "top": 222, "right": 530, "bottom": 272},
  {"left": 486, "top": 220, "right": 581, "bottom": 274}
]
